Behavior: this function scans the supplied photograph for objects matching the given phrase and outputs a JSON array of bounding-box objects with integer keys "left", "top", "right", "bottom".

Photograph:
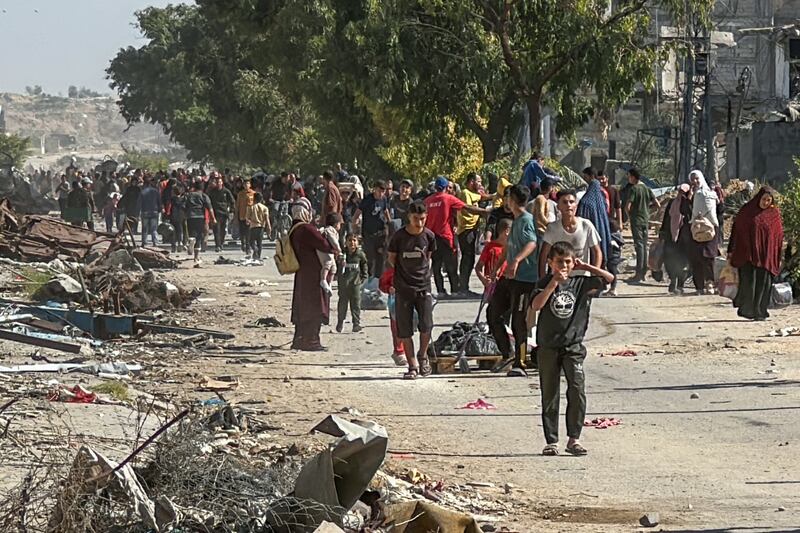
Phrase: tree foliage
[
  {"left": 108, "top": 0, "right": 713, "bottom": 176},
  {"left": 0, "top": 134, "right": 32, "bottom": 169}
]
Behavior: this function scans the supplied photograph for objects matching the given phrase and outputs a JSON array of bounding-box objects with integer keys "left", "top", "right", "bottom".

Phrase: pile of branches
[{"left": 0, "top": 407, "right": 351, "bottom": 533}]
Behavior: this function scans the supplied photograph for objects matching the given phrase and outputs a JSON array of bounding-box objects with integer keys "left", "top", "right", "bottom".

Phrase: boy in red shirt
[
  {"left": 475, "top": 217, "right": 512, "bottom": 291},
  {"left": 425, "top": 176, "right": 487, "bottom": 296}
]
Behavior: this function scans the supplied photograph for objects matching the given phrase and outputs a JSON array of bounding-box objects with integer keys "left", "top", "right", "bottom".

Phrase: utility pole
[
  {"left": 703, "top": 30, "right": 715, "bottom": 181},
  {"left": 679, "top": 24, "right": 695, "bottom": 184}
]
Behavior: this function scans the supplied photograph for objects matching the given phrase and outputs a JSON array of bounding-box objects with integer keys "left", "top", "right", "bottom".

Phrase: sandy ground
[{"left": 3, "top": 240, "right": 800, "bottom": 532}]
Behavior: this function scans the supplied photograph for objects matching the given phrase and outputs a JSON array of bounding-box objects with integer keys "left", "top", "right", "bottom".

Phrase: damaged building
[{"left": 563, "top": 0, "right": 800, "bottom": 185}]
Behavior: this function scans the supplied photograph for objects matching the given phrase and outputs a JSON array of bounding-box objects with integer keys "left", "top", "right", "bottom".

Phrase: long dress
[
  {"left": 659, "top": 196, "right": 693, "bottom": 291},
  {"left": 290, "top": 223, "right": 334, "bottom": 349},
  {"left": 730, "top": 187, "right": 784, "bottom": 321}
]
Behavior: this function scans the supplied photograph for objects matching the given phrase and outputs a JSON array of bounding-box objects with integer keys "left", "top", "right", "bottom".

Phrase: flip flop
[
  {"left": 403, "top": 367, "right": 419, "bottom": 380},
  {"left": 565, "top": 443, "right": 588, "bottom": 456},
  {"left": 418, "top": 357, "right": 433, "bottom": 377},
  {"left": 391, "top": 353, "right": 408, "bottom": 366},
  {"left": 542, "top": 444, "right": 559, "bottom": 456}
]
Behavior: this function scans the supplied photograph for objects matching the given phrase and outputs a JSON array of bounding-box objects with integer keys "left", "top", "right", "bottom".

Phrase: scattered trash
[
  {"left": 197, "top": 375, "right": 240, "bottom": 392},
  {"left": 48, "top": 384, "right": 98, "bottom": 404},
  {"left": 768, "top": 327, "right": 800, "bottom": 337},
  {"left": 0, "top": 362, "right": 141, "bottom": 374},
  {"left": 254, "top": 316, "right": 286, "bottom": 328},
  {"left": 295, "top": 415, "right": 388, "bottom": 509},
  {"left": 777, "top": 506, "right": 787, "bottom": 512},
  {"left": 457, "top": 399, "right": 497, "bottom": 410},
  {"left": 770, "top": 282, "right": 793, "bottom": 309},
  {"left": 340, "top": 406, "right": 363, "bottom": 417},
  {"left": 257, "top": 291, "right": 271, "bottom": 298},
  {"left": 609, "top": 349, "right": 637, "bottom": 357},
  {"left": 215, "top": 257, "right": 264, "bottom": 267},
  {"left": 381, "top": 500, "right": 482, "bottom": 533},
  {"left": 225, "top": 279, "right": 275, "bottom": 287},
  {"left": 584, "top": 417, "right": 622, "bottom": 429},
  {"left": 639, "top": 512, "right": 660, "bottom": 527}
]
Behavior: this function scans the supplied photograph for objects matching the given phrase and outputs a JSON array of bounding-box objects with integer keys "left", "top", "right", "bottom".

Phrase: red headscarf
[{"left": 729, "top": 187, "right": 783, "bottom": 276}]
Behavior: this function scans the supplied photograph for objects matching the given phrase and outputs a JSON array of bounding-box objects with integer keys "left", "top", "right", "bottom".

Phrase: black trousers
[
  {"left": 432, "top": 235, "right": 459, "bottom": 294},
  {"left": 249, "top": 227, "right": 264, "bottom": 259},
  {"left": 631, "top": 224, "right": 648, "bottom": 278},
  {"left": 487, "top": 278, "right": 536, "bottom": 367},
  {"left": 735, "top": 263, "right": 773, "bottom": 320},
  {"left": 362, "top": 232, "right": 386, "bottom": 279},
  {"left": 214, "top": 214, "right": 229, "bottom": 250},
  {"left": 239, "top": 219, "right": 250, "bottom": 253},
  {"left": 457, "top": 228, "right": 479, "bottom": 292},
  {"left": 689, "top": 255, "right": 714, "bottom": 291},
  {"left": 538, "top": 344, "right": 587, "bottom": 445}
]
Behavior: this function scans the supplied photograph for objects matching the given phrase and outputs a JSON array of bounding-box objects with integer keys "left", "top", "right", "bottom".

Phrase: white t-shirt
[{"left": 542, "top": 217, "right": 601, "bottom": 276}]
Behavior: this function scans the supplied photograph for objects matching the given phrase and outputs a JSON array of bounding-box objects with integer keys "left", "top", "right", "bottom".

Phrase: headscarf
[
  {"left": 729, "top": 187, "right": 783, "bottom": 276},
  {"left": 669, "top": 183, "right": 690, "bottom": 242},
  {"left": 576, "top": 179, "right": 612, "bottom": 264},
  {"left": 690, "top": 170, "right": 719, "bottom": 226},
  {"left": 291, "top": 197, "right": 313, "bottom": 224}
]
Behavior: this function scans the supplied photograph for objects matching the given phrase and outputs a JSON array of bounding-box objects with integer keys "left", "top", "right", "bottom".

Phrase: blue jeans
[{"left": 141, "top": 215, "right": 159, "bottom": 246}]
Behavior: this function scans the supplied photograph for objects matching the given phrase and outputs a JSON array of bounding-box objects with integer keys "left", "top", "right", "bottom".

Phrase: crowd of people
[{"left": 44, "top": 154, "right": 787, "bottom": 456}]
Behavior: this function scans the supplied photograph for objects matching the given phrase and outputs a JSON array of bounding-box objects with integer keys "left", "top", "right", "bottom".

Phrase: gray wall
[{"left": 727, "top": 122, "right": 800, "bottom": 184}]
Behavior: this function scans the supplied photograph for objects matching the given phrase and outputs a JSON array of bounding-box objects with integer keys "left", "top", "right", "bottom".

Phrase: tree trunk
[
  {"left": 527, "top": 92, "right": 543, "bottom": 152},
  {"left": 481, "top": 138, "right": 501, "bottom": 163}
]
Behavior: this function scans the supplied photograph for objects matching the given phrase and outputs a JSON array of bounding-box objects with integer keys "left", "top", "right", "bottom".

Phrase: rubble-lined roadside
[{"left": 0, "top": 206, "right": 511, "bottom": 532}]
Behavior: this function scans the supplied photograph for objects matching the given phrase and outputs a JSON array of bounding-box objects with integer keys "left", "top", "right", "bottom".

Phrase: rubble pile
[
  {"left": 0, "top": 198, "right": 175, "bottom": 269},
  {"left": 0, "top": 200, "right": 191, "bottom": 314},
  {"left": 0, "top": 407, "right": 492, "bottom": 533}
]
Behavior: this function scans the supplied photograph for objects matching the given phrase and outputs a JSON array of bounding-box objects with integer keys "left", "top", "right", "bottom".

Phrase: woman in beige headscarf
[
  {"left": 689, "top": 170, "right": 721, "bottom": 294},
  {"left": 289, "top": 200, "right": 334, "bottom": 351}
]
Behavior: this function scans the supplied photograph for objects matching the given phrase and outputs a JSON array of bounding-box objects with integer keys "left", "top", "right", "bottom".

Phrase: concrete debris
[{"left": 639, "top": 512, "right": 660, "bottom": 527}]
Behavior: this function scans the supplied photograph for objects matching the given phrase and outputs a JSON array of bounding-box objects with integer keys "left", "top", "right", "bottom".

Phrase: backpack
[{"left": 274, "top": 223, "right": 302, "bottom": 275}]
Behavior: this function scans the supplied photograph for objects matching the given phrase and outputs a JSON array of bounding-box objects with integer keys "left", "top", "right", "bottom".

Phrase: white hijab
[{"left": 690, "top": 170, "right": 719, "bottom": 226}]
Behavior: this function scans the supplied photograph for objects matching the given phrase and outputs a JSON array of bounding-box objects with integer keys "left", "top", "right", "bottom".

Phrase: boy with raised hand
[
  {"left": 531, "top": 241, "right": 614, "bottom": 457},
  {"left": 387, "top": 201, "right": 437, "bottom": 380}
]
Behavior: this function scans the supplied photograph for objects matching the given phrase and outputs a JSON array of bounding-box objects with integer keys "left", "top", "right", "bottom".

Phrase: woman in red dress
[{"left": 290, "top": 200, "right": 335, "bottom": 350}]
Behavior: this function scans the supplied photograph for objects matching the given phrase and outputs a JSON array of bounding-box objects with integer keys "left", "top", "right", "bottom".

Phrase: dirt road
[
  {"left": 156, "top": 244, "right": 799, "bottom": 532},
  {"left": 4, "top": 242, "right": 800, "bottom": 531}
]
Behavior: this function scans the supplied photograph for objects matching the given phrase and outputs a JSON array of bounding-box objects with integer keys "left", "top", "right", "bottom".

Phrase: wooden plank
[{"left": 431, "top": 355, "right": 503, "bottom": 374}]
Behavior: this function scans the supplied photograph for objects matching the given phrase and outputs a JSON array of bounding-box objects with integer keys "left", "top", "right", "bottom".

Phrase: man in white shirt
[{"left": 538, "top": 189, "right": 602, "bottom": 278}]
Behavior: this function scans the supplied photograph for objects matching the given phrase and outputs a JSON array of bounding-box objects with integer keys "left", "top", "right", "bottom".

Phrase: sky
[{"left": 0, "top": 0, "right": 183, "bottom": 95}]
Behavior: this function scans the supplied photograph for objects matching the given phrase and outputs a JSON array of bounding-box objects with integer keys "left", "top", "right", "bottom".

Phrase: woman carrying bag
[
  {"left": 729, "top": 187, "right": 783, "bottom": 321},
  {"left": 688, "top": 170, "right": 720, "bottom": 295}
]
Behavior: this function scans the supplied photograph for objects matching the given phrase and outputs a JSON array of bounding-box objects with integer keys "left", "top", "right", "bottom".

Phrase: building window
[{"left": 790, "top": 39, "right": 800, "bottom": 99}]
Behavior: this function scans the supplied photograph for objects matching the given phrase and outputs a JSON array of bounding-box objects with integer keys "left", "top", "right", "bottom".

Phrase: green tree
[
  {"left": 0, "top": 134, "right": 31, "bottom": 169},
  {"left": 67, "top": 85, "right": 78, "bottom": 98},
  {"left": 107, "top": 5, "right": 326, "bottom": 170}
]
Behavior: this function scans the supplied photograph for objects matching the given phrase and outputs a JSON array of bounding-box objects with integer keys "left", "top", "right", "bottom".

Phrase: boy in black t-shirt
[
  {"left": 387, "top": 201, "right": 437, "bottom": 380},
  {"left": 530, "top": 241, "right": 614, "bottom": 456}
]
